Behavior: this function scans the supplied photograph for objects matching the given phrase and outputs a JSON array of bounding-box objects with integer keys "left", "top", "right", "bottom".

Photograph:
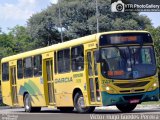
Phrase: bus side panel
[
  {"left": 17, "top": 77, "right": 47, "bottom": 107},
  {"left": 1, "top": 81, "right": 12, "bottom": 106},
  {"left": 54, "top": 73, "right": 74, "bottom": 107},
  {"left": 54, "top": 71, "right": 89, "bottom": 107}
]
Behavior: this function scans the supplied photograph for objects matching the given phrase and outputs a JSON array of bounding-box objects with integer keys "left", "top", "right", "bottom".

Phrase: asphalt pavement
[{"left": 0, "top": 105, "right": 160, "bottom": 120}]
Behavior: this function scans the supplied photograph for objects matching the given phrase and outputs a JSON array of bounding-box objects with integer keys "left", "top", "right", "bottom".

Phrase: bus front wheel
[
  {"left": 116, "top": 104, "right": 137, "bottom": 113},
  {"left": 74, "top": 92, "right": 95, "bottom": 113},
  {"left": 24, "top": 93, "right": 41, "bottom": 112}
]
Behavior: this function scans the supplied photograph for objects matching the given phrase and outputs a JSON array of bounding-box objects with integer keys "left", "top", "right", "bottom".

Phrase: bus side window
[
  {"left": 33, "top": 55, "right": 42, "bottom": 76},
  {"left": 17, "top": 59, "right": 23, "bottom": 79},
  {"left": 58, "top": 50, "right": 63, "bottom": 73},
  {"left": 71, "top": 45, "right": 84, "bottom": 71},
  {"left": 23, "top": 57, "right": 33, "bottom": 78},
  {"left": 64, "top": 49, "right": 70, "bottom": 72},
  {"left": 2, "top": 62, "right": 9, "bottom": 81},
  {"left": 57, "top": 49, "right": 70, "bottom": 73}
]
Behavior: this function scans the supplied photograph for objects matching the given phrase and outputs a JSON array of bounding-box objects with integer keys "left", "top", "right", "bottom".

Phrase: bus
[{"left": 1, "top": 31, "right": 159, "bottom": 113}]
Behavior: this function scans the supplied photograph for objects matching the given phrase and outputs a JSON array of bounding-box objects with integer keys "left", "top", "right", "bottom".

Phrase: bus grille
[
  {"left": 114, "top": 81, "right": 149, "bottom": 88},
  {"left": 120, "top": 89, "right": 145, "bottom": 93}
]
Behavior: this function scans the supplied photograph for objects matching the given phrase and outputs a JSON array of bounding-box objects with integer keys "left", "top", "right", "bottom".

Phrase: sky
[{"left": 0, "top": 0, "right": 160, "bottom": 33}]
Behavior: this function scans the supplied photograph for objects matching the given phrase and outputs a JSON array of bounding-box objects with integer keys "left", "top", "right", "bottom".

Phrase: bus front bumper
[{"left": 101, "top": 88, "right": 159, "bottom": 106}]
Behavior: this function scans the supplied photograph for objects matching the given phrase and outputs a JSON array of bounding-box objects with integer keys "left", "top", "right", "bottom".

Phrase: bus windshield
[{"left": 101, "top": 46, "right": 156, "bottom": 79}]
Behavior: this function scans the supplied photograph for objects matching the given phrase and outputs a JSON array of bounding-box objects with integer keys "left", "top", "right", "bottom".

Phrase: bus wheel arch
[
  {"left": 72, "top": 88, "right": 83, "bottom": 101},
  {"left": 23, "top": 92, "right": 41, "bottom": 112},
  {"left": 73, "top": 88, "right": 95, "bottom": 113},
  {"left": 23, "top": 92, "right": 29, "bottom": 102}
]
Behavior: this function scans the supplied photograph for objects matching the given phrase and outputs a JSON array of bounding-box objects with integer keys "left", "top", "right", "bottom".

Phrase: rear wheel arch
[
  {"left": 23, "top": 92, "right": 29, "bottom": 103},
  {"left": 23, "top": 92, "right": 41, "bottom": 112}
]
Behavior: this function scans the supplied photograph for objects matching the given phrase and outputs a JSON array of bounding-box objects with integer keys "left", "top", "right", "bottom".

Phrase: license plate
[{"left": 129, "top": 99, "right": 140, "bottom": 104}]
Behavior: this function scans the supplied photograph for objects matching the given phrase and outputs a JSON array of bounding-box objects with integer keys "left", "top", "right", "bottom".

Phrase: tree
[
  {"left": 27, "top": 0, "right": 152, "bottom": 47},
  {"left": 48, "top": 0, "right": 152, "bottom": 38},
  {"left": 27, "top": 11, "right": 61, "bottom": 49},
  {"left": 0, "top": 31, "right": 14, "bottom": 58},
  {"left": 147, "top": 26, "right": 160, "bottom": 67},
  {"left": 8, "top": 25, "right": 32, "bottom": 52},
  {"left": 0, "top": 25, "right": 32, "bottom": 59}
]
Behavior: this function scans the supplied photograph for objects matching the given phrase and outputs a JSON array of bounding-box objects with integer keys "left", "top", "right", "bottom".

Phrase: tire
[
  {"left": 74, "top": 92, "right": 95, "bottom": 113},
  {"left": 58, "top": 107, "right": 74, "bottom": 113},
  {"left": 116, "top": 104, "right": 137, "bottom": 113},
  {"left": 24, "top": 93, "right": 41, "bottom": 112}
]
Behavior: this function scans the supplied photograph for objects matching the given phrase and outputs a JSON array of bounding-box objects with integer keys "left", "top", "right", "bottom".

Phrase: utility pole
[
  {"left": 58, "top": 0, "right": 63, "bottom": 42},
  {"left": 96, "top": 0, "right": 99, "bottom": 33}
]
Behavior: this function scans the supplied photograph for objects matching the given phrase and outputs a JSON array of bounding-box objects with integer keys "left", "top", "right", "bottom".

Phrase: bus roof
[{"left": 1, "top": 30, "right": 149, "bottom": 63}]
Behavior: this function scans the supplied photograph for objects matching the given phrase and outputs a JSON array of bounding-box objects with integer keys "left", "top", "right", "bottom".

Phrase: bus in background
[{"left": 1, "top": 31, "right": 159, "bottom": 113}]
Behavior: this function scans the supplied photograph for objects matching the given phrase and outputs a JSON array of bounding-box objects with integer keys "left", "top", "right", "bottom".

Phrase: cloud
[
  {"left": 0, "top": 0, "right": 42, "bottom": 21},
  {"left": 50, "top": 0, "right": 58, "bottom": 4}
]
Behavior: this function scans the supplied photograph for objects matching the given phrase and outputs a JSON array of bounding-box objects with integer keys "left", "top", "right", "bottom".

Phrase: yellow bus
[{"left": 1, "top": 31, "right": 159, "bottom": 113}]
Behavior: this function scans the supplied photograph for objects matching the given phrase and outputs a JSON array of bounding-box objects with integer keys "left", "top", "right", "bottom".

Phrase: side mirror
[{"left": 95, "top": 50, "right": 100, "bottom": 63}]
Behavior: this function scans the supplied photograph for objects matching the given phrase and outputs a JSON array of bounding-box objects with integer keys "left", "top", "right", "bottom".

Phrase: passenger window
[
  {"left": 33, "top": 55, "right": 42, "bottom": 76},
  {"left": 57, "top": 49, "right": 70, "bottom": 73},
  {"left": 71, "top": 45, "right": 84, "bottom": 71},
  {"left": 23, "top": 57, "right": 33, "bottom": 78},
  {"left": 2, "top": 62, "right": 9, "bottom": 81},
  {"left": 64, "top": 49, "right": 70, "bottom": 72},
  {"left": 87, "top": 52, "right": 93, "bottom": 76},
  {"left": 17, "top": 59, "right": 23, "bottom": 79},
  {"left": 58, "top": 50, "right": 63, "bottom": 73}
]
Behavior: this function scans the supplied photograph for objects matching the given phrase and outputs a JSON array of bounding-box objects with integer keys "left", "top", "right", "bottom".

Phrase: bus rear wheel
[
  {"left": 24, "top": 93, "right": 41, "bottom": 112},
  {"left": 74, "top": 92, "right": 95, "bottom": 113},
  {"left": 116, "top": 104, "right": 137, "bottom": 113},
  {"left": 58, "top": 107, "right": 74, "bottom": 113}
]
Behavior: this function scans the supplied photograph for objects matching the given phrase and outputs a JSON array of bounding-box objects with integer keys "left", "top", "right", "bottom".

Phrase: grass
[{"left": 141, "top": 101, "right": 160, "bottom": 105}]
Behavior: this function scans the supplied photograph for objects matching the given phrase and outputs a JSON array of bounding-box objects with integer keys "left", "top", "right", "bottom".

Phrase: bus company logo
[
  {"left": 130, "top": 89, "right": 135, "bottom": 93},
  {"left": 111, "top": 0, "right": 125, "bottom": 12},
  {"left": 55, "top": 77, "right": 73, "bottom": 83}
]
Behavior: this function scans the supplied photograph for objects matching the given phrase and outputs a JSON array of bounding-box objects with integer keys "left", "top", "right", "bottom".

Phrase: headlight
[
  {"left": 106, "top": 86, "right": 110, "bottom": 91},
  {"left": 148, "top": 81, "right": 158, "bottom": 91},
  {"left": 106, "top": 86, "right": 116, "bottom": 93},
  {"left": 153, "top": 83, "right": 157, "bottom": 87}
]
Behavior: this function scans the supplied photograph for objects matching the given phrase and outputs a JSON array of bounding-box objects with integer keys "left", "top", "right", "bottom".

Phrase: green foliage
[
  {"left": 8, "top": 25, "right": 32, "bottom": 52},
  {"left": 48, "top": 0, "right": 152, "bottom": 38},
  {"left": 147, "top": 26, "right": 160, "bottom": 68},
  {"left": 27, "top": 0, "right": 152, "bottom": 43},
  {"left": 0, "top": 32, "right": 14, "bottom": 58},
  {"left": 0, "top": 25, "right": 31, "bottom": 58},
  {"left": 27, "top": 11, "right": 61, "bottom": 48}
]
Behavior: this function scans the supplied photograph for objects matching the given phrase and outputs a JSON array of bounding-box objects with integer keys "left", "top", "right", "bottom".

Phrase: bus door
[
  {"left": 44, "top": 59, "right": 55, "bottom": 105},
  {"left": 10, "top": 66, "right": 18, "bottom": 105},
  {"left": 87, "top": 50, "right": 101, "bottom": 104}
]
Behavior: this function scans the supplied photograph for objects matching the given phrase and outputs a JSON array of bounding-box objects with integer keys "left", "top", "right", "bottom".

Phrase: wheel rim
[
  {"left": 25, "top": 95, "right": 30, "bottom": 110},
  {"left": 77, "top": 96, "right": 85, "bottom": 108}
]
